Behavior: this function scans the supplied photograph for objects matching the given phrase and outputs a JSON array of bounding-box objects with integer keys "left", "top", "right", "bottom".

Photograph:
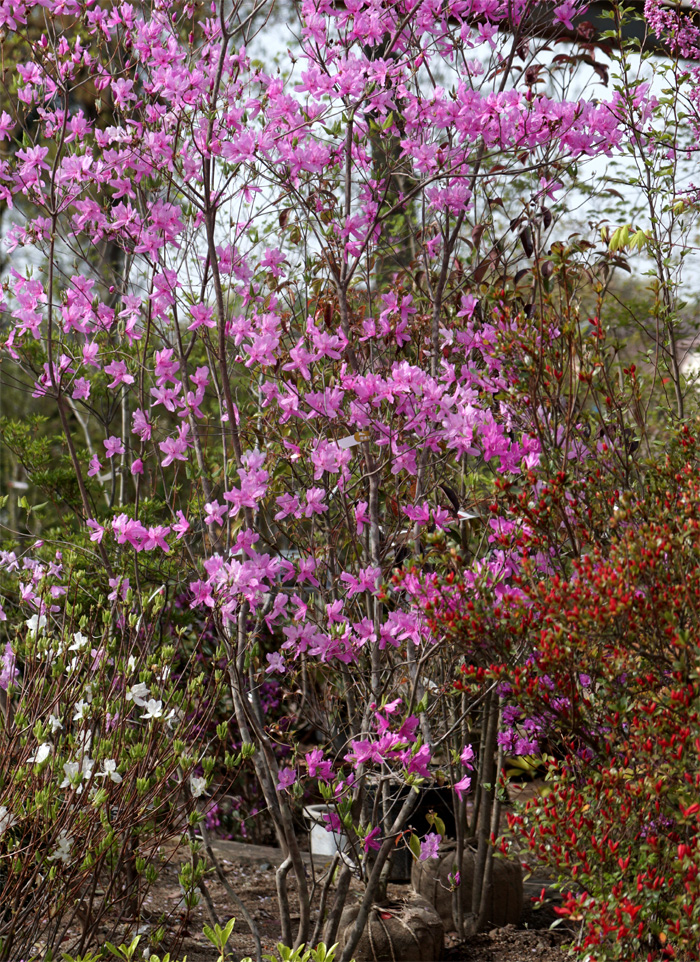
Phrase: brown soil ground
[{"left": 119, "top": 837, "right": 574, "bottom": 962}]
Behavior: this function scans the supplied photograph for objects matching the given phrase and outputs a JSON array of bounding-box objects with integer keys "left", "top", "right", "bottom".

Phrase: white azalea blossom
[
  {"left": 126, "top": 655, "right": 137, "bottom": 674},
  {"left": 48, "top": 832, "right": 73, "bottom": 864},
  {"left": 61, "top": 757, "right": 94, "bottom": 793},
  {"left": 28, "top": 742, "right": 52, "bottom": 764},
  {"left": 25, "top": 614, "right": 47, "bottom": 637},
  {"left": 68, "top": 631, "right": 89, "bottom": 651},
  {"left": 96, "top": 759, "right": 122, "bottom": 783},
  {"left": 126, "top": 682, "right": 150, "bottom": 708},
  {"left": 73, "top": 700, "right": 89, "bottom": 722},
  {"left": 190, "top": 775, "right": 208, "bottom": 798},
  {"left": 60, "top": 761, "right": 80, "bottom": 788},
  {"left": 140, "top": 698, "right": 163, "bottom": 720},
  {"left": 48, "top": 714, "right": 63, "bottom": 733}
]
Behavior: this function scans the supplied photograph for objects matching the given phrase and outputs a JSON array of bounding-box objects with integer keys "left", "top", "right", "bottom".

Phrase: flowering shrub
[
  {"left": 0, "top": 571, "right": 218, "bottom": 960},
  {"left": 1, "top": 0, "right": 700, "bottom": 955},
  {"left": 427, "top": 424, "right": 700, "bottom": 959}
]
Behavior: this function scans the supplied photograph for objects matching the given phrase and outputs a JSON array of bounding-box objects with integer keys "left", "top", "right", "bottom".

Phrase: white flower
[
  {"left": 28, "top": 742, "right": 52, "bottom": 764},
  {"left": 156, "top": 665, "right": 171, "bottom": 683},
  {"left": 127, "top": 655, "right": 137, "bottom": 674},
  {"left": 126, "top": 682, "right": 150, "bottom": 708},
  {"left": 73, "top": 700, "right": 89, "bottom": 722},
  {"left": 60, "top": 761, "right": 80, "bottom": 788},
  {"left": 0, "top": 806, "right": 16, "bottom": 836},
  {"left": 140, "top": 698, "right": 163, "bottom": 721},
  {"left": 25, "top": 614, "right": 47, "bottom": 637},
  {"left": 165, "top": 708, "right": 181, "bottom": 730},
  {"left": 76, "top": 729, "right": 92, "bottom": 753},
  {"left": 96, "top": 759, "right": 122, "bottom": 784},
  {"left": 48, "top": 714, "right": 63, "bottom": 733},
  {"left": 61, "top": 757, "right": 94, "bottom": 793},
  {"left": 68, "top": 631, "right": 89, "bottom": 651},
  {"left": 81, "top": 756, "right": 94, "bottom": 784},
  {"left": 48, "top": 832, "right": 72, "bottom": 863},
  {"left": 189, "top": 775, "right": 208, "bottom": 798}
]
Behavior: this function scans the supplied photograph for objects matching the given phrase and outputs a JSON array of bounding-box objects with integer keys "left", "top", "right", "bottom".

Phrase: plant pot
[
  {"left": 304, "top": 804, "right": 348, "bottom": 858},
  {"left": 337, "top": 893, "right": 444, "bottom": 962},
  {"left": 411, "top": 839, "right": 523, "bottom": 931}
]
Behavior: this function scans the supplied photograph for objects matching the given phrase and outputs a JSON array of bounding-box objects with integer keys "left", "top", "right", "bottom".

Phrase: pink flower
[
  {"left": 398, "top": 715, "right": 420, "bottom": 742},
  {"left": 104, "top": 360, "right": 134, "bottom": 388},
  {"left": 305, "top": 748, "right": 332, "bottom": 780},
  {"left": 553, "top": 0, "right": 576, "bottom": 30},
  {"left": 322, "top": 810, "right": 343, "bottom": 832},
  {"left": 326, "top": 599, "right": 344, "bottom": 623},
  {"left": 304, "top": 487, "right": 328, "bottom": 517},
  {"left": 274, "top": 492, "right": 299, "bottom": 520},
  {"left": 276, "top": 767, "right": 297, "bottom": 792},
  {"left": 142, "top": 526, "right": 171, "bottom": 551},
  {"left": 340, "top": 566, "right": 381, "bottom": 597},
  {"left": 419, "top": 833, "right": 441, "bottom": 861},
  {"left": 112, "top": 515, "right": 146, "bottom": 550},
  {"left": 266, "top": 652, "right": 285, "bottom": 674},
  {"left": 87, "top": 455, "right": 102, "bottom": 477},
  {"left": 108, "top": 577, "right": 129, "bottom": 602},
  {"left": 0, "top": 643, "right": 18, "bottom": 691},
  {"left": 355, "top": 500, "right": 369, "bottom": 535},
  {"left": 72, "top": 377, "right": 91, "bottom": 400},
  {"left": 131, "top": 458, "right": 144, "bottom": 476},
  {"left": 172, "top": 510, "right": 190, "bottom": 539},
  {"left": 104, "top": 436, "right": 124, "bottom": 458},
  {"left": 364, "top": 827, "right": 382, "bottom": 852},
  {"left": 204, "top": 500, "right": 228, "bottom": 525},
  {"left": 406, "top": 744, "right": 431, "bottom": 778},
  {"left": 188, "top": 303, "right": 215, "bottom": 330},
  {"left": 305, "top": 749, "right": 324, "bottom": 777},
  {"left": 460, "top": 744, "right": 475, "bottom": 768},
  {"left": 454, "top": 775, "right": 471, "bottom": 801},
  {"left": 132, "top": 409, "right": 152, "bottom": 441},
  {"left": 86, "top": 519, "right": 105, "bottom": 543},
  {"left": 159, "top": 425, "right": 192, "bottom": 466},
  {"left": 190, "top": 580, "right": 215, "bottom": 608},
  {"left": 82, "top": 342, "right": 100, "bottom": 368}
]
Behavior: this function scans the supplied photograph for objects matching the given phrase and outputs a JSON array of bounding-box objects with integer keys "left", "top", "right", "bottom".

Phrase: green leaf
[
  {"left": 221, "top": 917, "right": 236, "bottom": 946},
  {"left": 409, "top": 833, "right": 422, "bottom": 861}
]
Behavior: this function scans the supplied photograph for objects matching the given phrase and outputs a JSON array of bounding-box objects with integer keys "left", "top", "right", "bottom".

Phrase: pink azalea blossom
[
  {"left": 172, "top": 511, "right": 190, "bottom": 539},
  {"left": 454, "top": 775, "right": 471, "bottom": 801},
  {"left": 419, "top": 833, "right": 441, "bottom": 861},
  {"left": 363, "top": 827, "right": 382, "bottom": 852},
  {"left": 276, "top": 767, "right": 297, "bottom": 792},
  {"left": 103, "top": 436, "right": 124, "bottom": 459}
]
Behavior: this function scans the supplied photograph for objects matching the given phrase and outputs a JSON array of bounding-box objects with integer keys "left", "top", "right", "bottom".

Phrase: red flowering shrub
[{"left": 430, "top": 425, "right": 700, "bottom": 959}]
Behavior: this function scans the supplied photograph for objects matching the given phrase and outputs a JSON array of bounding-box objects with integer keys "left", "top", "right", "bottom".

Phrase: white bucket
[{"left": 303, "top": 804, "right": 347, "bottom": 858}]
